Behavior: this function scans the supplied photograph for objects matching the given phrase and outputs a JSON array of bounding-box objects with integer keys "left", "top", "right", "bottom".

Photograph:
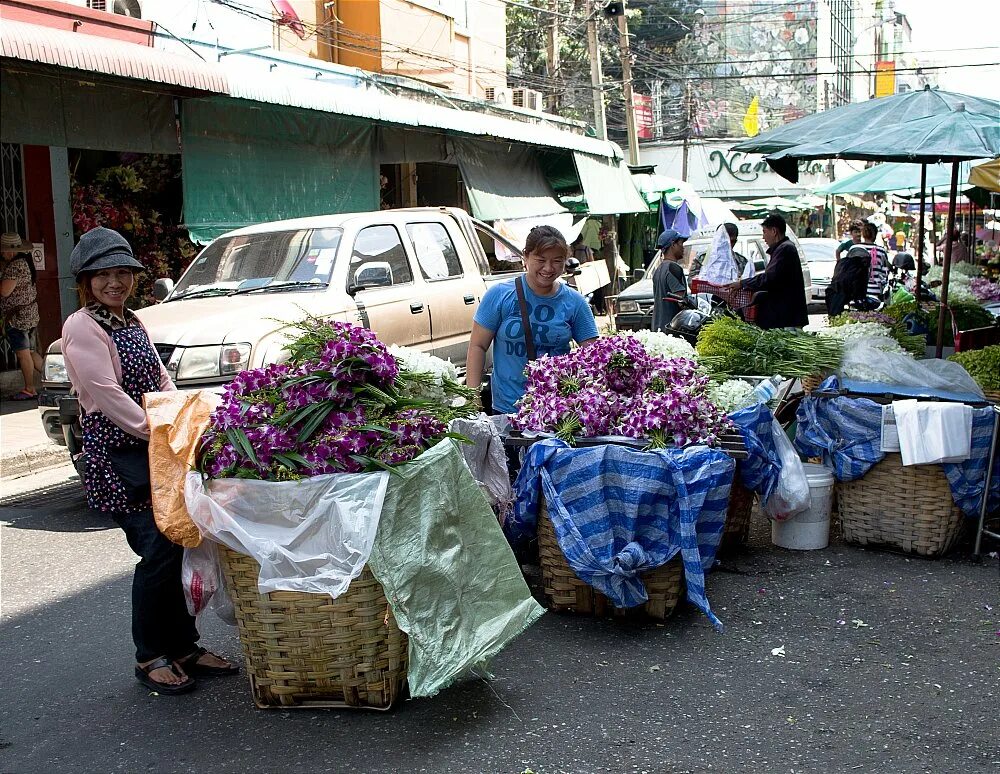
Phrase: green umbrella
[
  {"left": 764, "top": 106, "right": 999, "bottom": 183},
  {"left": 731, "top": 86, "right": 1000, "bottom": 156},
  {"left": 817, "top": 162, "right": 975, "bottom": 195}
]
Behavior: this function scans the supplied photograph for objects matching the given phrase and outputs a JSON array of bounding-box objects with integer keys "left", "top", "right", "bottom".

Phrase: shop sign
[
  {"left": 31, "top": 243, "right": 45, "bottom": 271},
  {"left": 707, "top": 150, "right": 825, "bottom": 183},
  {"left": 875, "top": 61, "right": 896, "bottom": 99},
  {"left": 633, "top": 95, "right": 653, "bottom": 140}
]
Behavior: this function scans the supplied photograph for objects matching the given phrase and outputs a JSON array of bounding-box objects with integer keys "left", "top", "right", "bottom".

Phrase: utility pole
[
  {"left": 546, "top": 0, "right": 561, "bottom": 113},
  {"left": 586, "top": 6, "right": 607, "bottom": 139},
  {"left": 681, "top": 81, "right": 692, "bottom": 181},
  {"left": 617, "top": 3, "right": 640, "bottom": 165}
]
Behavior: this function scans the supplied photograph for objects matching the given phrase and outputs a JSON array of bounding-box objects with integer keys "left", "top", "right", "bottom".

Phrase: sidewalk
[{"left": 0, "top": 399, "right": 69, "bottom": 480}]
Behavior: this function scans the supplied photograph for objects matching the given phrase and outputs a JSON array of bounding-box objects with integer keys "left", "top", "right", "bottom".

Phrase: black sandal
[
  {"left": 135, "top": 657, "right": 196, "bottom": 695},
  {"left": 176, "top": 646, "right": 240, "bottom": 678}
]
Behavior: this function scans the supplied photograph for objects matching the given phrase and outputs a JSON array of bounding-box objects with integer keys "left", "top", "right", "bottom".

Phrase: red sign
[{"left": 633, "top": 94, "right": 653, "bottom": 140}]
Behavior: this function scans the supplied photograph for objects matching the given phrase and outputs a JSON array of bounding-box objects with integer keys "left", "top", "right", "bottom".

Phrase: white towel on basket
[{"left": 892, "top": 400, "right": 973, "bottom": 466}]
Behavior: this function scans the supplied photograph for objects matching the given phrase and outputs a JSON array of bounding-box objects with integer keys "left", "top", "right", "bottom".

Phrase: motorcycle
[{"left": 666, "top": 290, "right": 769, "bottom": 345}]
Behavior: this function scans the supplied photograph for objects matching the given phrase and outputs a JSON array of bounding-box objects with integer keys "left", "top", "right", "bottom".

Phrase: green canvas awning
[
  {"left": 453, "top": 138, "right": 565, "bottom": 221},
  {"left": 572, "top": 152, "right": 648, "bottom": 215},
  {"left": 181, "top": 98, "right": 379, "bottom": 243}
]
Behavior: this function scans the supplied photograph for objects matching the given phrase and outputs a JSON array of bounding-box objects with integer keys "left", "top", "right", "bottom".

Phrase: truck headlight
[
  {"left": 172, "top": 344, "right": 251, "bottom": 380},
  {"left": 617, "top": 300, "right": 640, "bottom": 314},
  {"left": 44, "top": 353, "right": 69, "bottom": 383}
]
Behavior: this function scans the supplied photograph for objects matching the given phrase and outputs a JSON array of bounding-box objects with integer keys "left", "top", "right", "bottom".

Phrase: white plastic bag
[
  {"left": 838, "top": 339, "right": 984, "bottom": 397},
  {"left": 697, "top": 225, "right": 740, "bottom": 286},
  {"left": 762, "top": 418, "right": 811, "bottom": 521},
  {"left": 181, "top": 539, "right": 235, "bottom": 624}
]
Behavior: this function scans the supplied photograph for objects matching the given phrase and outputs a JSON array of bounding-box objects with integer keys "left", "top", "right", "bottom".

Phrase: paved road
[{"left": 1, "top": 467, "right": 998, "bottom": 774}]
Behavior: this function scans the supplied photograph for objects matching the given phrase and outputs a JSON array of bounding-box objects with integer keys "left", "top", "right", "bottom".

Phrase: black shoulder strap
[{"left": 514, "top": 276, "right": 537, "bottom": 361}]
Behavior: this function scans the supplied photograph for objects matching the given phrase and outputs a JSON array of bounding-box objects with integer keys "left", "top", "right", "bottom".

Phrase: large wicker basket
[
  {"left": 835, "top": 453, "right": 964, "bottom": 557},
  {"left": 218, "top": 545, "right": 408, "bottom": 709},
  {"left": 536, "top": 498, "right": 684, "bottom": 620},
  {"left": 718, "top": 476, "right": 755, "bottom": 555}
]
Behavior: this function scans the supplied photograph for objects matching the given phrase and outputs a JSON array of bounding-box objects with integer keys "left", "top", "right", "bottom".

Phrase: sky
[{"left": 893, "top": 0, "right": 1000, "bottom": 99}]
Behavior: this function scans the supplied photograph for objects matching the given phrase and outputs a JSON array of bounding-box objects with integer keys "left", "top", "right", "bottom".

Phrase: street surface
[{"left": 1, "top": 464, "right": 997, "bottom": 774}]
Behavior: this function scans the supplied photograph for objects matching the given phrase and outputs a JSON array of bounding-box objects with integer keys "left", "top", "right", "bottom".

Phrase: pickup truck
[{"left": 38, "top": 207, "right": 526, "bottom": 457}]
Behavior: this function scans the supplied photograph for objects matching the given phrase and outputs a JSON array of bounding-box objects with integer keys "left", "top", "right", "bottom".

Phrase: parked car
[
  {"left": 799, "top": 237, "right": 842, "bottom": 300},
  {"left": 38, "top": 207, "right": 525, "bottom": 451},
  {"left": 614, "top": 222, "right": 811, "bottom": 331}
]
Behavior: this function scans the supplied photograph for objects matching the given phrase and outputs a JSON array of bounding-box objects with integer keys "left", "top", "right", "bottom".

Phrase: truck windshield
[{"left": 172, "top": 228, "right": 344, "bottom": 299}]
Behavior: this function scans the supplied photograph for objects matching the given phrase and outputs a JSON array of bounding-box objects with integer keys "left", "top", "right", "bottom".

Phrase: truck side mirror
[{"left": 152, "top": 278, "right": 174, "bottom": 301}]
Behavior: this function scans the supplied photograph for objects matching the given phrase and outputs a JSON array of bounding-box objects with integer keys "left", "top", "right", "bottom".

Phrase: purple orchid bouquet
[
  {"left": 198, "top": 319, "right": 475, "bottom": 480},
  {"left": 970, "top": 277, "right": 1000, "bottom": 303},
  {"left": 512, "top": 335, "right": 731, "bottom": 449}
]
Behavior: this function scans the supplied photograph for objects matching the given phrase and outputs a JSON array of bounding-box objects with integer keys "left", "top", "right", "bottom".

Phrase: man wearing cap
[{"left": 651, "top": 229, "right": 688, "bottom": 333}]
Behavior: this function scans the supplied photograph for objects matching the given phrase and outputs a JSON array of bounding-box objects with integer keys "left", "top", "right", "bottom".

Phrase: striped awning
[{"left": 0, "top": 19, "right": 227, "bottom": 94}]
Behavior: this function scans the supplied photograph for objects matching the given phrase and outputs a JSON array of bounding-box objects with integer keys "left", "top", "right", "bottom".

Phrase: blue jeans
[{"left": 111, "top": 507, "right": 199, "bottom": 663}]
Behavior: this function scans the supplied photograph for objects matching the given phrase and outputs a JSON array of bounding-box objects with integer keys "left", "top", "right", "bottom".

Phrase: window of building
[
  {"left": 350, "top": 225, "right": 413, "bottom": 287},
  {"left": 829, "top": 0, "right": 854, "bottom": 107},
  {"left": 406, "top": 222, "right": 463, "bottom": 279},
  {"left": 0, "top": 143, "right": 26, "bottom": 239}
]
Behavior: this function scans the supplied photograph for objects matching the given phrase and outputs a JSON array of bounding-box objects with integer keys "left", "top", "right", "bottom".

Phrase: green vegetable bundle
[
  {"left": 949, "top": 345, "right": 1000, "bottom": 391},
  {"left": 696, "top": 317, "right": 843, "bottom": 378},
  {"left": 883, "top": 300, "right": 997, "bottom": 349}
]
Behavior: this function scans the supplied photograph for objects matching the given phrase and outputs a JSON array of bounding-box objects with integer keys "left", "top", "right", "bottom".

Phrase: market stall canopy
[
  {"left": 762, "top": 102, "right": 1000, "bottom": 184},
  {"left": 817, "top": 162, "right": 976, "bottom": 196},
  {"left": 453, "top": 138, "right": 566, "bottom": 221},
  {"left": 731, "top": 85, "right": 1000, "bottom": 156},
  {"left": 572, "top": 153, "right": 648, "bottom": 215},
  {"left": 700, "top": 198, "right": 739, "bottom": 227},
  {"left": 970, "top": 158, "right": 1000, "bottom": 192}
]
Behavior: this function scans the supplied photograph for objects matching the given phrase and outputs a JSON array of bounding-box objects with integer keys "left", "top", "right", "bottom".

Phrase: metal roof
[
  {"left": 226, "top": 71, "right": 622, "bottom": 159},
  {"left": 0, "top": 19, "right": 228, "bottom": 94}
]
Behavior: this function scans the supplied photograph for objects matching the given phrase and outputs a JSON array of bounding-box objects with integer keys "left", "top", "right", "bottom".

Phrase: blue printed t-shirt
[{"left": 475, "top": 277, "right": 598, "bottom": 414}]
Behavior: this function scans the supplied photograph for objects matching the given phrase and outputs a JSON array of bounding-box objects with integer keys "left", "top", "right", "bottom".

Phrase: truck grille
[{"left": 154, "top": 344, "right": 175, "bottom": 366}]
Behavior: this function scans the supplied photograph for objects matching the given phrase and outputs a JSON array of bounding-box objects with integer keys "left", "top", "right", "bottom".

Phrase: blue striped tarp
[
  {"left": 729, "top": 404, "right": 782, "bottom": 504},
  {"left": 510, "top": 439, "right": 735, "bottom": 629},
  {"left": 794, "top": 377, "right": 1000, "bottom": 516}
]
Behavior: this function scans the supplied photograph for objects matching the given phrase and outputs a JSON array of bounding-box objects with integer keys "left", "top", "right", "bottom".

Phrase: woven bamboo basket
[
  {"left": 835, "top": 453, "right": 964, "bottom": 557},
  {"left": 718, "top": 476, "right": 755, "bottom": 555},
  {"left": 218, "top": 545, "right": 408, "bottom": 709},
  {"left": 536, "top": 498, "right": 684, "bottom": 620},
  {"left": 800, "top": 373, "right": 826, "bottom": 394},
  {"left": 983, "top": 389, "right": 1000, "bottom": 404}
]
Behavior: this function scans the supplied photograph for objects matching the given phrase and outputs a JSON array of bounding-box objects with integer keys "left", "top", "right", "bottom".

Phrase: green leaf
[
  {"left": 350, "top": 454, "right": 405, "bottom": 477},
  {"left": 226, "top": 427, "right": 259, "bottom": 466},
  {"left": 297, "top": 402, "right": 335, "bottom": 443}
]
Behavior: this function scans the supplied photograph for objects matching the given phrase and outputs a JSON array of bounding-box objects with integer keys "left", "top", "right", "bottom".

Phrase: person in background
[
  {"left": 689, "top": 222, "right": 749, "bottom": 280},
  {"left": 61, "top": 227, "right": 238, "bottom": 696},
  {"left": 651, "top": 229, "right": 688, "bottom": 333},
  {"left": 826, "top": 245, "right": 872, "bottom": 317},
  {"left": 0, "top": 232, "right": 43, "bottom": 400},
  {"left": 835, "top": 220, "right": 864, "bottom": 261},
  {"left": 467, "top": 225, "right": 598, "bottom": 416},
  {"left": 951, "top": 232, "right": 971, "bottom": 264},
  {"left": 861, "top": 221, "right": 890, "bottom": 298},
  {"left": 727, "top": 213, "right": 807, "bottom": 330}
]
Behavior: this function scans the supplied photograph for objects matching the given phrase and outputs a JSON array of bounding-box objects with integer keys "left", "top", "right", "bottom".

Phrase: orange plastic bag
[{"left": 144, "top": 390, "right": 220, "bottom": 547}]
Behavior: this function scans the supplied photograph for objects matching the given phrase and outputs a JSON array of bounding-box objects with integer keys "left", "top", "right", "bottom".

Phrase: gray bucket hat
[{"left": 70, "top": 227, "right": 144, "bottom": 278}]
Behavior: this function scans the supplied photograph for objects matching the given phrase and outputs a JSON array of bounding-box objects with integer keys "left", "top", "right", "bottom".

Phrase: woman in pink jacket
[{"left": 62, "top": 227, "right": 237, "bottom": 696}]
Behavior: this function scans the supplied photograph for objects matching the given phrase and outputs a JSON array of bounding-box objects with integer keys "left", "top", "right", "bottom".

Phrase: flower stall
[
  {"left": 497, "top": 332, "right": 801, "bottom": 625},
  {"left": 155, "top": 319, "right": 543, "bottom": 709}
]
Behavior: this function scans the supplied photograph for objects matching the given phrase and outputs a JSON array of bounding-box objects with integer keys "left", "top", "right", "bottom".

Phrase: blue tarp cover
[
  {"left": 795, "top": 377, "right": 1000, "bottom": 516},
  {"left": 510, "top": 439, "right": 734, "bottom": 628}
]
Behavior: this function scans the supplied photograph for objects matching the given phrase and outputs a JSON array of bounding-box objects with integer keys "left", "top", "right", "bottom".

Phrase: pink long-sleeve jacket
[{"left": 62, "top": 309, "right": 175, "bottom": 440}]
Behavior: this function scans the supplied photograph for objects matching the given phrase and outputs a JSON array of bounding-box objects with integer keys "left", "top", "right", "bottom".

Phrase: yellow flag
[{"left": 743, "top": 96, "right": 760, "bottom": 137}]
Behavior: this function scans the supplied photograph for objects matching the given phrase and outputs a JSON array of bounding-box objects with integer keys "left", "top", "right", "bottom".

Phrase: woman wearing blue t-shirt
[{"left": 467, "top": 225, "right": 599, "bottom": 415}]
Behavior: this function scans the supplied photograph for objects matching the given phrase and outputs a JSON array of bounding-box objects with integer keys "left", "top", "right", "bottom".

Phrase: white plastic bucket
[{"left": 771, "top": 463, "right": 835, "bottom": 550}]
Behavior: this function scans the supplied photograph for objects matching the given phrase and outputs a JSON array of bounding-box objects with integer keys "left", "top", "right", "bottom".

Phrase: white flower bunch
[
  {"left": 388, "top": 345, "right": 460, "bottom": 402},
  {"left": 707, "top": 379, "right": 758, "bottom": 414},
  {"left": 817, "top": 322, "right": 899, "bottom": 344},
  {"left": 625, "top": 330, "right": 699, "bottom": 361},
  {"left": 924, "top": 266, "right": 976, "bottom": 302}
]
